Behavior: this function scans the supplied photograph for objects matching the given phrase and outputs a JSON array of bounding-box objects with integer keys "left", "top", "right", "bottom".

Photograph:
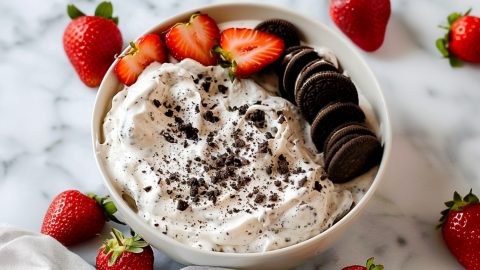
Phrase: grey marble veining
[{"left": 1, "top": 0, "right": 480, "bottom": 269}]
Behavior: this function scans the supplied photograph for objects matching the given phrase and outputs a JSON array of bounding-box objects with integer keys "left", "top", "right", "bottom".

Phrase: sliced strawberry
[
  {"left": 114, "top": 34, "right": 166, "bottom": 86},
  {"left": 216, "top": 28, "right": 284, "bottom": 79},
  {"left": 165, "top": 13, "right": 220, "bottom": 66}
]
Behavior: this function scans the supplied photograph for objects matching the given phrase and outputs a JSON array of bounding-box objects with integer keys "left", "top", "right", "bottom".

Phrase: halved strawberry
[
  {"left": 114, "top": 34, "right": 166, "bottom": 86},
  {"left": 165, "top": 13, "right": 220, "bottom": 66},
  {"left": 215, "top": 28, "right": 285, "bottom": 79}
]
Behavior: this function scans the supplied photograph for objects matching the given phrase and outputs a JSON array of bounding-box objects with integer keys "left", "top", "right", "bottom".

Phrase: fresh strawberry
[
  {"left": 342, "top": 257, "right": 384, "bottom": 270},
  {"left": 330, "top": 0, "right": 391, "bottom": 52},
  {"left": 114, "top": 34, "right": 167, "bottom": 86},
  {"left": 63, "top": 2, "right": 123, "bottom": 87},
  {"left": 96, "top": 228, "right": 154, "bottom": 270},
  {"left": 165, "top": 13, "right": 220, "bottom": 66},
  {"left": 436, "top": 9, "right": 480, "bottom": 67},
  {"left": 215, "top": 28, "right": 284, "bottom": 79},
  {"left": 41, "top": 190, "right": 124, "bottom": 246},
  {"left": 439, "top": 190, "right": 480, "bottom": 269}
]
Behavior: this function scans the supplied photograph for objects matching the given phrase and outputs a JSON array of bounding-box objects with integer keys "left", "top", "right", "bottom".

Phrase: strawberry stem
[
  {"left": 436, "top": 8, "right": 474, "bottom": 67},
  {"left": 365, "top": 257, "right": 384, "bottom": 270},
  {"left": 435, "top": 38, "right": 449, "bottom": 57},
  {"left": 102, "top": 228, "right": 150, "bottom": 266},
  {"left": 66, "top": 1, "right": 118, "bottom": 24},
  {"left": 212, "top": 45, "right": 237, "bottom": 81},
  {"left": 123, "top": 41, "right": 139, "bottom": 57},
  {"left": 67, "top": 5, "right": 86, "bottom": 20},
  {"left": 438, "top": 189, "right": 479, "bottom": 228},
  {"left": 112, "top": 228, "right": 124, "bottom": 246},
  {"left": 87, "top": 193, "right": 126, "bottom": 225},
  {"left": 465, "top": 8, "right": 473, "bottom": 16},
  {"left": 447, "top": 12, "right": 462, "bottom": 25}
]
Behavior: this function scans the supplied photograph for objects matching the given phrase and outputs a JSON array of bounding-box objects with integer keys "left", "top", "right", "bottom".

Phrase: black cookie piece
[
  {"left": 324, "top": 133, "right": 362, "bottom": 170},
  {"left": 283, "top": 49, "right": 321, "bottom": 103},
  {"left": 296, "top": 71, "right": 359, "bottom": 123},
  {"left": 277, "top": 46, "right": 313, "bottom": 76},
  {"left": 255, "top": 19, "right": 301, "bottom": 49},
  {"left": 294, "top": 59, "right": 339, "bottom": 94},
  {"left": 323, "top": 122, "right": 375, "bottom": 154},
  {"left": 284, "top": 45, "right": 313, "bottom": 55},
  {"left": 326, "top": 135, "right": 382, "bottom": 183},
  {"left": 277, "top": 47, "right": 314, "bottom": 100},
  {"left": 310, "top": 102, "right": 365, "bottom": 152}
]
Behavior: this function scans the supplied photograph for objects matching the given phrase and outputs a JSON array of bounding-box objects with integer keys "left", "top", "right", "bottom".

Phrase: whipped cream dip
[{"left": 98, "top": 59, "right": 374, "bottom": 253}]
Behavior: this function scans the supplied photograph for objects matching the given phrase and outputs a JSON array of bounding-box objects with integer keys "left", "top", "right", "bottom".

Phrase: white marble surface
[{"left": 1, "top": 0, "right": 480, "bottom": 269}]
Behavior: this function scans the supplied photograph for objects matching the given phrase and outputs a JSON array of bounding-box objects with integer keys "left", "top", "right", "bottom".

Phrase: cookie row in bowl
[{"left": 275, "top": 44, "right": 382, "bottom": 183}]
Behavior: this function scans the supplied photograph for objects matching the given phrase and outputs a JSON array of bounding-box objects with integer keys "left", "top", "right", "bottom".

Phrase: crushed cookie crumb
[
  {"left": 164, "top": 110, "right": 174, "bottom": 117},
  {"left": 314, "top": 181, "right": 323, "bottom": 192},
  {"left": 176, "top": 200, "right": 189, "bottom": 211},
  {"left": 238, "top": 104, "right": 249, "bottom": 115},
  {"left": 277, "top": 154, "right": 289, "bottom": 174},
  {"left": 203, "top": 110, "right": 220, "bottom": 123},
  {"left": 248, "top": 110, "right": 266, "bottom": 128},
  {"left": 218, "top": 85, "right": 228, "bottom": 94},
  {"left": 254, "top": 193, "right": 266, "bottom": 204}
]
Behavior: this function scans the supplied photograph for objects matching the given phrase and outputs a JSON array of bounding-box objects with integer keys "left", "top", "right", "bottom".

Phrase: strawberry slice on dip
[
  {"left": 165, "top": 13, "right": 220, "bottom": 66},
  {"left": 114, "top": 34, "right": 166, "bottom": 86},
  {"left": 215, "top": 28, "right": 285, "bottom": 79}
]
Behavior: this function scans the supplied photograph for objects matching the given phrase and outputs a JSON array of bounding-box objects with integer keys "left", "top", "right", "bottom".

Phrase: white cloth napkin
[
  {"left": 0, "top": 225, "right": 231, "bottom": 270},
  {"left": 0, "top": 225, "right": 94, "bottom": 270}
]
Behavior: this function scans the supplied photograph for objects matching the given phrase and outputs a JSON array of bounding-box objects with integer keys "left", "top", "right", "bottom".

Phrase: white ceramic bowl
[{"left": 92, "top": 3, "right": 392, "bottom": 269}]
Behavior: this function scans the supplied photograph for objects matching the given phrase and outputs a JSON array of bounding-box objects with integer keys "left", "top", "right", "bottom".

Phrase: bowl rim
[{"left": 92, "top": 1, "right": 392, "bottom": 259}]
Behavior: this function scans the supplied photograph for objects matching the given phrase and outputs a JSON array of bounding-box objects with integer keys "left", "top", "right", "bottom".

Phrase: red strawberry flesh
[
  {"left": 63, "top": 16, "right": 122, "bottom": 87},
  {"left": 219, "top": 28, "right": 284, "bottom": 78},
  {"left": 165, "top": 13, "right": 220, "bottom": 66},
  {"left": 41, "top": 190, "right": 105, "bottom": 246},
  {"left": 330, "top": 0, "right": 391, "bottom": 52},
  {"left": 114, "top": 34, "right": 166, "bottom": 86},
  {"left": 440, "top": 190, "right": 480, "bottom": 269},
  {"left": 96, "top": 228, "right": 154, "bottom": 270},
  {"left": 449, "top": 16, "right": 480, "bottom": 63},
  {"left": 342, "top": 257, "right": 383, "bottom": 270},
  {"left": 342, "top": 266, "right": 366, "bottom": 270}
]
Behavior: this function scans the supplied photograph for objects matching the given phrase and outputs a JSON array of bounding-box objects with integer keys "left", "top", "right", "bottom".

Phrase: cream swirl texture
[{"left": 99, "top": 59, "right": 361, "bottom": 253}]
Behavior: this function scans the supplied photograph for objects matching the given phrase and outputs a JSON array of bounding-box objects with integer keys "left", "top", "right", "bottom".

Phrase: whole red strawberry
[
  {"left": 439, "top": 190, "right": 480, "bottom": 269},
  {"left": 330, "top": 0, "right": 391, "bottom": 52},
  {"left": 96, "top": 228, "right": 154, "bottom": 270},
  {"left": 63, "top": 2, "right": 123, "bottom": 87},
  {"left": 342, "top": 257, "right": 384, "bottom": 270},
  {"left": 41, "top": 190, "right": 123, "bottom": 246},
  {"left": 436, "top": 9, "right": 480, "bottom": 67}
]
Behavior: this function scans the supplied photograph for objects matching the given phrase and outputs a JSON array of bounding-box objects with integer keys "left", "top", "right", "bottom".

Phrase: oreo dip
[{"left": 98, "top": 59, "right": 378, "bottom": 253}]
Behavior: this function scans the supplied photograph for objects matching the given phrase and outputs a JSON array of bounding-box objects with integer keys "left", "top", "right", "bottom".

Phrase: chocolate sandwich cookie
[
  {"left": 310, "top": 102, "right": 365, "bottom": 152},
  {"left": 324, "top": 133, "right": 363, "bottom": 170},
  {"left": 326, "top": 135, "right": 382, "bottom": 183},
  {"left": 255, "top": 19, "right": 301, "bottom": 49},
  {"left": 277, "top": 45, "right": 313, "bottom": 75},
  {"left": 294, "top": 59, "right": 339, "bottom": 94},
  {"left": 296, "top": 71, "right": 358, "bottom": 123},
  {"left": 284, "top": 45, "right": 313, "bottom": 55},
  {"left": 277, "top": 47, "right": 314, "bottom": 100},
  {"left": 323, "top": 122, "right": 375, "bottom": 154},
  {"left": 282, "top": 49, "right": 320, "bottom": 103}
]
